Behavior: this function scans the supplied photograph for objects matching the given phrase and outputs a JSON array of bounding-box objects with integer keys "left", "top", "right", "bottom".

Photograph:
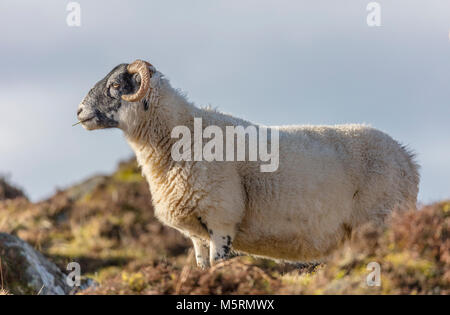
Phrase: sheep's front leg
[
  {"left": 209, "top": 230, "right": 234, "bottom": 265},
  {"left": 191, "top": 237, "right": 210, "bottom": 269}
]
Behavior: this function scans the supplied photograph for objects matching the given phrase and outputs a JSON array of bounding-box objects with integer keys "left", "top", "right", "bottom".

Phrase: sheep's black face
[{"left": 77, "top": 64, "right": 141, "bottom": 130}]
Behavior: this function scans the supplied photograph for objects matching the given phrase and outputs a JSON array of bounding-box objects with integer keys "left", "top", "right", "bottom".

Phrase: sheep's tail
[{"left": 398, "top": 144, "right": 420, "bottom": 211}]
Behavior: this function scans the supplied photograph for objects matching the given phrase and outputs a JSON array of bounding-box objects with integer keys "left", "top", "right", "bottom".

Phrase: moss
[
  {"left": 122, "top": 272, "right": 147, "bottom": 292},
  {"left": 380, "top": 275, "right": 393, "bottom": 294},
  {"left": 443, "top": 203, "right": 450, "bottom": 214},
  {"left": 113, "top": 164, "right": 143, "bottom": 183},
  {"left": 335, "top": 269, "right": 346, "bottom": 280},
  {"left": 80, "top": 191, "right": 93, "bottom": 203},
  {"left": 385, "top": 252, "right": 435, "bottom": 277},
  {"left": 0, "top": 253, "right": 38, "bottom": 295}
]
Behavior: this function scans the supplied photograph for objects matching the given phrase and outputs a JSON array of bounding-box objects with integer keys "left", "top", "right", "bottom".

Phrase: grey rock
[{"left": 0, "top": 233, "right": 71, "bottom": 295}]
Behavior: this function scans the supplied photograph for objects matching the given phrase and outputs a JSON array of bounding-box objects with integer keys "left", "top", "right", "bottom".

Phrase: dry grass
[
  {"left": 0, "top": 289, "right": 10, "bottom": 295},
  {"left": 0, "top": 257, "right": 7, "bottom": 295}
]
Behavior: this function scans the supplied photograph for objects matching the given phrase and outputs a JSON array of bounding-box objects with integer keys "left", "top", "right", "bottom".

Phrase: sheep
[{"left": 76, "top": 59, "right": 420, "bottom": 268}]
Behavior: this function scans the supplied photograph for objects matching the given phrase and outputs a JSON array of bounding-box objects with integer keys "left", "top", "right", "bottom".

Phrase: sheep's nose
[{"left": 77, "top": 108, "right": 83, "bottom": 116}]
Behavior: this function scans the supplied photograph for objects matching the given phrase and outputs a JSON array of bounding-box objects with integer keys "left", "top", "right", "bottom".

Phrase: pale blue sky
[{"left": 0, "top": 0, "right": 449, "bottom": 202}]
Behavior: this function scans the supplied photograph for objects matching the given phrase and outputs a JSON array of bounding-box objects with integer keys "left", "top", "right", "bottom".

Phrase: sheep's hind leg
[{"left": 191, "top": 236, "right": 210, "bottom": 269}]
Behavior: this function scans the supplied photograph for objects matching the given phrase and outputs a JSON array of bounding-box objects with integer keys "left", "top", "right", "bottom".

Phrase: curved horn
[{"left": 121, "top": 60, "right": 152, "bottom": 102}]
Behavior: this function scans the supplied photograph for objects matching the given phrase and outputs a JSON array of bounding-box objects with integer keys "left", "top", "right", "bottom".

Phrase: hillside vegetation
[{"left": 0, "top": 159, "right": 448, "bottom": 294}]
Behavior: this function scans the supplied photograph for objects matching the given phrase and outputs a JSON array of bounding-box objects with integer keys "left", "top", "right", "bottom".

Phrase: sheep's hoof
[{"left": 196, "top": 262, "right": 210, "bottom": 270}]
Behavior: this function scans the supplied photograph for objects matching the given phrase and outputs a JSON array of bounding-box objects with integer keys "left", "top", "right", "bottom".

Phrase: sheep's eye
[{"left": 112, "top": 83, "right": 120, "bottom": 89}]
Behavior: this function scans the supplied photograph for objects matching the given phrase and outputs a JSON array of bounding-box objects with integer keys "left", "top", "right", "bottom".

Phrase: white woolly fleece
[{"left": 122, "top": 71, "right": 419, "bottom": 263}]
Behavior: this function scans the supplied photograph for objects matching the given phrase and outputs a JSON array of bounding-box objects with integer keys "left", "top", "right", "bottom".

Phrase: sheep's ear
[
  {"left": 133, "top": 73, "right": 141, "bottom": 85},
  {"left": 125, "top": 73, "right": 141, "bottom": 96}
]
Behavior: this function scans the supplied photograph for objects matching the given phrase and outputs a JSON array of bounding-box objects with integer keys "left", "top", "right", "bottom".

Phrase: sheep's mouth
[{"left": 74, "top": 111, "right": 119, "bottom": 130}]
